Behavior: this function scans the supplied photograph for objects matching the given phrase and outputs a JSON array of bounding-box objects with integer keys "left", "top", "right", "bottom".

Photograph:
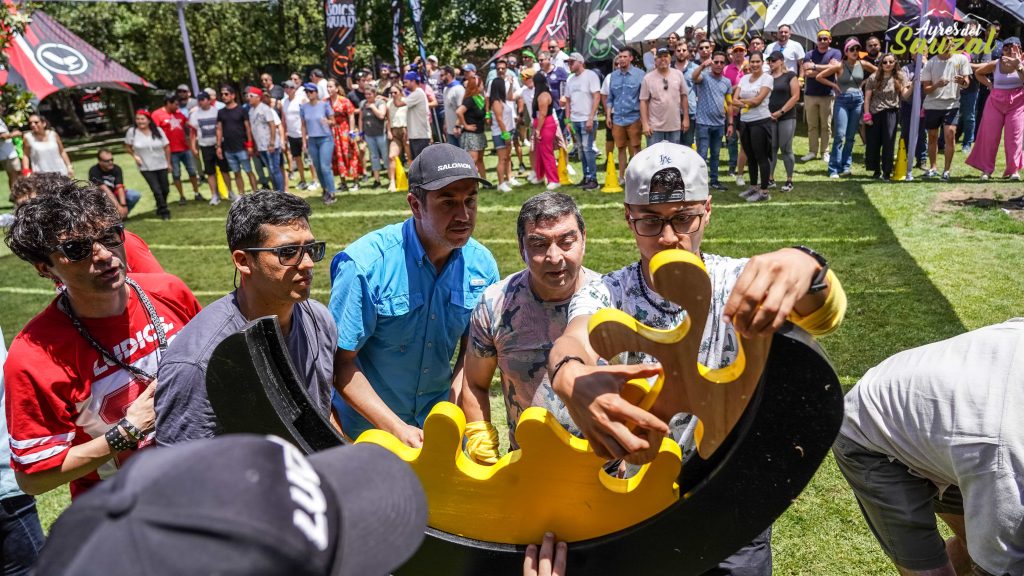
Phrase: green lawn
[{"left": 2, "top": 135, "right": 1022, "bottom": 574}]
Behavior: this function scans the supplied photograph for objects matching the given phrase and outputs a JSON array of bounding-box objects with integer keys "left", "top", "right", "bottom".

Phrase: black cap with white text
[{"left": 408, "top": 143, "right": 492, "bottom": 191}]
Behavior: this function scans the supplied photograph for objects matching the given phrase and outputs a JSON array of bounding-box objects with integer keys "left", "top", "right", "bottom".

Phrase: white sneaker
[
  {"left": 497, "top": 182, "right": 512, "bottom": 193},
  {"left": 822, "top": 152, "right": 830, "bottom": 164},
  {"left": 739, "top": 187, "right": 759, "bottom": 199},
  {"left": 799, "top": 153, "right": 817, "bottom": 162},
  {"left": 228, "top": 192, "right": 239, "bottom": 202},
  {"left": 388, "top": 181, "right": 397, "bottom": 192},
  {"left": 736, "top": 175, "right": 746, "bottom": 186},
  {"left": 829, "top": 173, "right": 840, "bottom": 179},
  {"left": 941, "top": 171, "right": 951, "bottom": 182},
  {"left": 545, "top": 182, "right": 561, "bottom": 191},
  {"left": 1010, "top": 173, "right": 1021, "bottom": 181},
  {"left": 508, "top": 177, "right": 523, "bottom": 187},
  {"left": 981, "top": 173, "right": 991, "bottom": 181},
  {"left": 527, "top": 174, "right": 541, "bottom": 185},
  {"left": 209, "top": 196, "right": 220, "bottom": 206},
  {"left": 307, "top": 181, "right": 320, "bottom": 191},
  {"left": 746, "top": 191, "right": 770, "bottom": 202}
]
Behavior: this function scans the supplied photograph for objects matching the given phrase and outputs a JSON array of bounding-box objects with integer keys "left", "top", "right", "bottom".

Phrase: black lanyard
[{"left": 59, "top": 278, "right": 168, "bottom": 383}]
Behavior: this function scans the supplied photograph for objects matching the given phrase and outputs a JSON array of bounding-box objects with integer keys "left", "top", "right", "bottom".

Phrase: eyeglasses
[
  {"left": 628, "top": 211, "right": 705, "bottom": 237},
  {"left": 847, "top": 47, "right": 860, "bottom": 52},
  {"left": 243, "top": 241, "right": 326, "bottom": 266},
  {"left": 29, "top": 120, "right": 41, "bottom": 125},
  {"left": 882, "top": 60, "right": 896, "bottom": 65},
  {"left": 98, "top": 157, "right": 114, "bottom": 163},
  {"left": 818, "top": 37, "right": 830, "bottom": 41},
  {"left": 53, "top": 224, "right": 125, "bottom": 262},
  {"left": 221, "top": 91, "right": 231, "bottom": 96},
  {"left": 663, "top": 78, "right": 669, "bottom": 90}
]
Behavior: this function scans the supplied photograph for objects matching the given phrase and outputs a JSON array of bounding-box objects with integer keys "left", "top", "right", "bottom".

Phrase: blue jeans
[
  {"left": 306, "top": 136, "right": 336, "bottom": 194},
  {"left": 224, "top": 149, "right": 252, "bottom": 173},
  {"left": 829, "top": 91, "right": 863, "bottom": 175},
  {"left": 1, "top": 495, "right": 45, "bottom": 576},
  {"left": 365, "top": 134, "right": 388, "bottom": 172},
  {"left": 649, "top": 130, "right": 681, "bottom": 145},
  {"left": 169, "top": 150, "right": 197, "bottom": 181},
  {"left": 697, "top": 124, "right": 726, "bottom": 184},
  {"left": 446, "top": 132, "right": 462, "bottom": 148},
  {"left": 125, "top": 188, "right": 141, "bottom": 213},
  {"left": 259, "top": 149, "right": 284, "bottom": 191},
  {"left": 682, "top": 117, "right": 696, "bottom": 147},
  {"left": 572, "top": 121, "right": 598, "bottom": 182},
  {"left": 958, "top": 90, "right": 979, "bottom": 147}
]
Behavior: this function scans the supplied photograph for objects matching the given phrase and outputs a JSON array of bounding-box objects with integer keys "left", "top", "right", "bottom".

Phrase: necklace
[
  {"left": 59, "top": 277, "right": 168, "bottom": 383},
  {"left": 635, "top": 261, "right": 682, "bottom": 315}
]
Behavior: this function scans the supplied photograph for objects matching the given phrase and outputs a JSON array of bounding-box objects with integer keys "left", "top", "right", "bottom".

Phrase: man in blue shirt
[
  {"left": 606, "top": 47, "right": 646, "bottom": 181},
  {"left": 329, "top": 144, "right": 500, "bottom": 446},
  {"left": 692, "top": 51, "right": 734, "bottom": 191}
]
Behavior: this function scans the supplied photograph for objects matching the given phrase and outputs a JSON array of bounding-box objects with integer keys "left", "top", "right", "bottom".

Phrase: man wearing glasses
[
  {"left": 692, "top": 51, "right": 734, "bottom": 191},
  {"left": 674, "top": 43, "right": 699, "bottom": 146},
  {"left": 88, "top": 149, "right": 142, "bottom": 219},
  {"left": 155, "top": 191, "right": 336, "bottom": 445},
  {"left": 548, "top": 142, "right": 847, "bottom": 576},
  {"left": 801, "top": 30, "right": 842, "bottom": 162},
  {"left": 4, "top": 183, "right": 201, "bottom": 498},
  {"left": 547, "top": 39, "right": 570, "bottom": 73}
]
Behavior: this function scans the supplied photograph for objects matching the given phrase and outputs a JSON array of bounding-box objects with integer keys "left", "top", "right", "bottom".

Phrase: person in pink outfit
[
  {"left": 532, "top": 72, "right": 560, "bottom": 189},
  {"left": 967, "top": 37, "right": 1024, "bottom": 180}
]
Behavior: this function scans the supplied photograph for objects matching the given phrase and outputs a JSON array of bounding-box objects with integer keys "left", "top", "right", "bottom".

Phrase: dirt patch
[{"left": 934, "top": 188, "right": 1024, "bottom": 220}]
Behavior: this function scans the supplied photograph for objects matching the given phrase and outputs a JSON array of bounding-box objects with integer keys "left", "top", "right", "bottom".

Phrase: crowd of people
[{"left": 1, "top": 20, "right": 1023, "bottom": 576}]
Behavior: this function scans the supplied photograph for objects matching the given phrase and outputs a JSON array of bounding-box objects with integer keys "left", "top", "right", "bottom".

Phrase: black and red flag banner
[{"left": 324, "top": 0, "right": 356, "bottom": 81}]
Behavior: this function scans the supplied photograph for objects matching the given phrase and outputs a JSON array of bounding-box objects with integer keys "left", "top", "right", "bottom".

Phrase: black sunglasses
[
  {"left": 54, "top": 224, "right": 125, "bottom": 262},
  {"left": 243, "top": 241, "right": 327, "bottom": 266}
]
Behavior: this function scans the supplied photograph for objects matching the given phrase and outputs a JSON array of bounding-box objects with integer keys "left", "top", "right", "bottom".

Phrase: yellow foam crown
[{"left": 357, "top": 402, "right": 682, "bottom": 544}]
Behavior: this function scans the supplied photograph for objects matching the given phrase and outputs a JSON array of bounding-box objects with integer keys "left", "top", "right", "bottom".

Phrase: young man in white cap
[
  {"left": 329, "top": 144, "right": 499, "bottom": 447},
  {"left": 548, "top": 141, "right": 847, "bottom": 576},
  {"left": 564, "top": 52, "right": 602, "bottom": 190}
]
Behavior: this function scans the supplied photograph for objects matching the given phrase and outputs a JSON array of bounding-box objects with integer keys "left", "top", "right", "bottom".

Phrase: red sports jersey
[
  {"left": 4, "top": 273, "right": 201, "bottom": 499},
  {"left": 150, "top": 108, "right": 189, "bottom": 153},
  {"left": 124, "top": 230, "right": 164, "bottom": 274}
]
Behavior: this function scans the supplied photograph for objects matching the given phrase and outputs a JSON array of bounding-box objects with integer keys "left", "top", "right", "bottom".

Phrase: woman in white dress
[{"left": 23, "top": 115, "right": 73, "bottom": 177}]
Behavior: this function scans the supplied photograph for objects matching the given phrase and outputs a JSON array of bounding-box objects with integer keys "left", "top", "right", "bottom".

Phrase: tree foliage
[
  {"left": 38, "top": 0, "right": 532, "bottom": 90},
  {"left": 1, "top": 1, "right": 33, "bottom": 124}
]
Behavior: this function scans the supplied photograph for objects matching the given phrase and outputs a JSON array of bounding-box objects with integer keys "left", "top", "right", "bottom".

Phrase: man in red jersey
[{"left": 3, "top": 182, "right": 200, "bottom": 499}]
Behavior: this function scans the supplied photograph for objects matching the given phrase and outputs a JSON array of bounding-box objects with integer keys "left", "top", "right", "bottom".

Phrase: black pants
[
  {"left": 740, "top": 118, "right": 773, "bottom": 189},
  {"left": 409, "top": 138, "right": 430, "bottom": 162},
  {"left": 865, "top": 108, "right": 899, "bottom": 178},
  {"left": 141, "top": 168, "right": 170, "bottom": 217}
]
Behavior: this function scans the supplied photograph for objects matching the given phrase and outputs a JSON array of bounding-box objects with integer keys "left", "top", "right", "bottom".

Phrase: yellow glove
[{"left": 464, "top": 421, "right": 500, "bottom": 465}]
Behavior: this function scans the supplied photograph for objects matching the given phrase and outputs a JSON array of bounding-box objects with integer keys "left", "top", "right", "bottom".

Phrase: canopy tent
[
  {"left": 0, "top": 8, "right": 155, "bottom": 100},
  {"left": 762, "top": 0, "right": 969, "bottom": 39}
]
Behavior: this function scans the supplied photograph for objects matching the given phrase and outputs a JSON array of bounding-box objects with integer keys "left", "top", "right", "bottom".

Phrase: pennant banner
[
  {"left": 407, "top": 0, "right": 428, "bottom": 66},
  {"left": 324, "top": 0, "right": 357, "bottom": 81},
  {"left": 569, "top": 0, "right": 625, "bottom": 63},
  {"left": 709, "top": 0, "right": 767, "bottom": 47},
  {"left": 391, "top": 0, "right": 403, "bottom": 67}
]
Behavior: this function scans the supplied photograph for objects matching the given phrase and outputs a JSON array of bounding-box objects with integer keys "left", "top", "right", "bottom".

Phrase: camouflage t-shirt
[
  {"left": 567, "top": 253, "right": 749, "bottom": 463},
  {"left": 470, "top": 268, "right": 602, "bottom": 449}
]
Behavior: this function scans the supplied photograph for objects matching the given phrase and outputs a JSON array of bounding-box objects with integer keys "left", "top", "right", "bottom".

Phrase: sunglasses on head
[
  {"left": 54, "top": 224, "right": 125, "bottom": 262},
  {"left": 243, "top": 241, "right": 327, "bottom": 266},
  {"left": 818, "top": 37, "right": 830, "bottom": 41}
]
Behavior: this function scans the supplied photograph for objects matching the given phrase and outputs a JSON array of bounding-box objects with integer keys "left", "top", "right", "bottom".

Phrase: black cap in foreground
[
  {"left": 36, "top": 435, "right": 427, "bottom": 576},
  {"left": 408, "top": 143, "right": 491, "bottom": 190}
]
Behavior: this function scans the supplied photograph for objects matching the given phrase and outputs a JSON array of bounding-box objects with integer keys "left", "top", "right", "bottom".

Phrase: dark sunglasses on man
[
  {"left": 53, "top": 224, "right": 125, "bottom": 262},
  {"left": 243, "top": 241, "right": 327, "bottom": 266}
]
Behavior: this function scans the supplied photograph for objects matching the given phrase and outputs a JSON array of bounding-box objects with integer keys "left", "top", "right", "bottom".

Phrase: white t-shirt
[
  {"left": 565, "top": 69, "right": 602, "bottom": 122},
  {"left": 188, "top": 106, "right": 220, "bottom": 147},
  {"left": 248, "top": 103, "right": 281, "bottom": 151},
  {"left": 405, "top": 87, "right": 430, "bottom": 140},
  {"left": 443, "top": 83, "right": 466, "bottom": 133},
  {"left": 516, "top": 86, "right": 536, "bottom": 121},
  {"left": 0, "top": 119, "right": 16, "bottom": 160},
  {"left": 490, "top": 96, "right": 516, "bottom": 136},
  {"left": 601, "top": 72, "right": 612, "bottom": 96},
  {"left": 766, "top": 40, "right": 806, "bottom": 74},
  {"left": 921, "top": 53, "right": 972, "bottom": 110},
  {"left": 738, "top": 73, "right": 773, "bottom": 122},
  {"left": 840, "top": 319, "right": 1024, "bottom": 576},
  {"left": 124, "top": 127, "right": 168, "bottom": 171},
  {"left": 282, "top": 93, "right": 308, "bottom": 139}
]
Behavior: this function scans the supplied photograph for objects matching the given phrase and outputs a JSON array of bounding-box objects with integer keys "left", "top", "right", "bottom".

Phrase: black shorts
[
  {"left": 288, "top": 136, "right": 304, "bottom": 158},
  {"left": 924, "top": 108, "right": 959, "bottom": 130},
  {"left": 200, "top": 145, "right": 230, "bottom": 178}
]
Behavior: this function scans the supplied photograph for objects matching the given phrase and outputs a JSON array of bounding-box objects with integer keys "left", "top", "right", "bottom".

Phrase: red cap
[
  {"left": 135, "top": 109, "right": 152, "bottom": 118},
  {"left": 247, "top": 87, "right": 264, "bottom": 98}
]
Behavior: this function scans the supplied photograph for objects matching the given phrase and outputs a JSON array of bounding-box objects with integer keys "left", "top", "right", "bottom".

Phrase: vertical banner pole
[
  {"left": 906, "top": 0, "right": 929, "bottom": 181},
  {"left": 177, "top": 1, "right": 199, "bottom": 96}
]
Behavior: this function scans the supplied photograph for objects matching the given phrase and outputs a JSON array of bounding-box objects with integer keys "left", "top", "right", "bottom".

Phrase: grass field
[{"left": 2, "top": 134, "right": 1022, "bottom": 574}]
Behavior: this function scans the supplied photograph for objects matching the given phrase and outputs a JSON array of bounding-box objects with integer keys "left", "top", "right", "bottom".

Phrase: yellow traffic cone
[
  {"left": 893, "top": 138, "right": 908, "bottom": 181},
  {"left": 215, "top": 166, "right": 229, "bottom": 199},
  {"left": 395, "top": 157, "right": 409, "bottom": 191},
  {"left": 558, "top": 148, "right": 572, "bottom": 185},
  {"left": 601, "top": 151, "right": 623, "bottom": 193}
]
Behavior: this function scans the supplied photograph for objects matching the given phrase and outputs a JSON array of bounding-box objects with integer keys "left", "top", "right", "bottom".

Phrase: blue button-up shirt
[
  {"left": 329, "top": 218, "right": 499, "bottom": 439},
  {"left": 694, "top": 72, "right": 732, "bottom": 127},
  {"left": 607, "top": 65, "right": 645, "bottom": 126}
]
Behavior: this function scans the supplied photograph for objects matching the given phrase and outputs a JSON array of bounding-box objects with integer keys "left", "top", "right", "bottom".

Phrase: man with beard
[
  {"left": 155, "top": 191, "right": 336, "bottom": 444},
  {"left": 329, "top": 144, "right": 498, "bottom": 446},
  {"left": 3, "top": 182, "right": 200, "bottom": 499}
]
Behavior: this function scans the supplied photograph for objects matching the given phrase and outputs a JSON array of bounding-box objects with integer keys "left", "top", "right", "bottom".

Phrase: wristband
[
  {"left": 105, "top": 425, "right": 137, "bottom": 452},
  {"left": 862, "top": 112, "right": 873, "bottom": 123},
  {"left": 501, "top": 131, "right": 511, "bottom": 141},
  {"left": 790, "top": 246, "right": 830, "bottom": 294},
  {"left": 119, "top": 418, "right": 145, "bottom": 442},
  {"left": 550, "top": 355, "right": 585, "bottom": 384},
  {"left": 245, "top": 140, "right": 254, "bottom": 149}
]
